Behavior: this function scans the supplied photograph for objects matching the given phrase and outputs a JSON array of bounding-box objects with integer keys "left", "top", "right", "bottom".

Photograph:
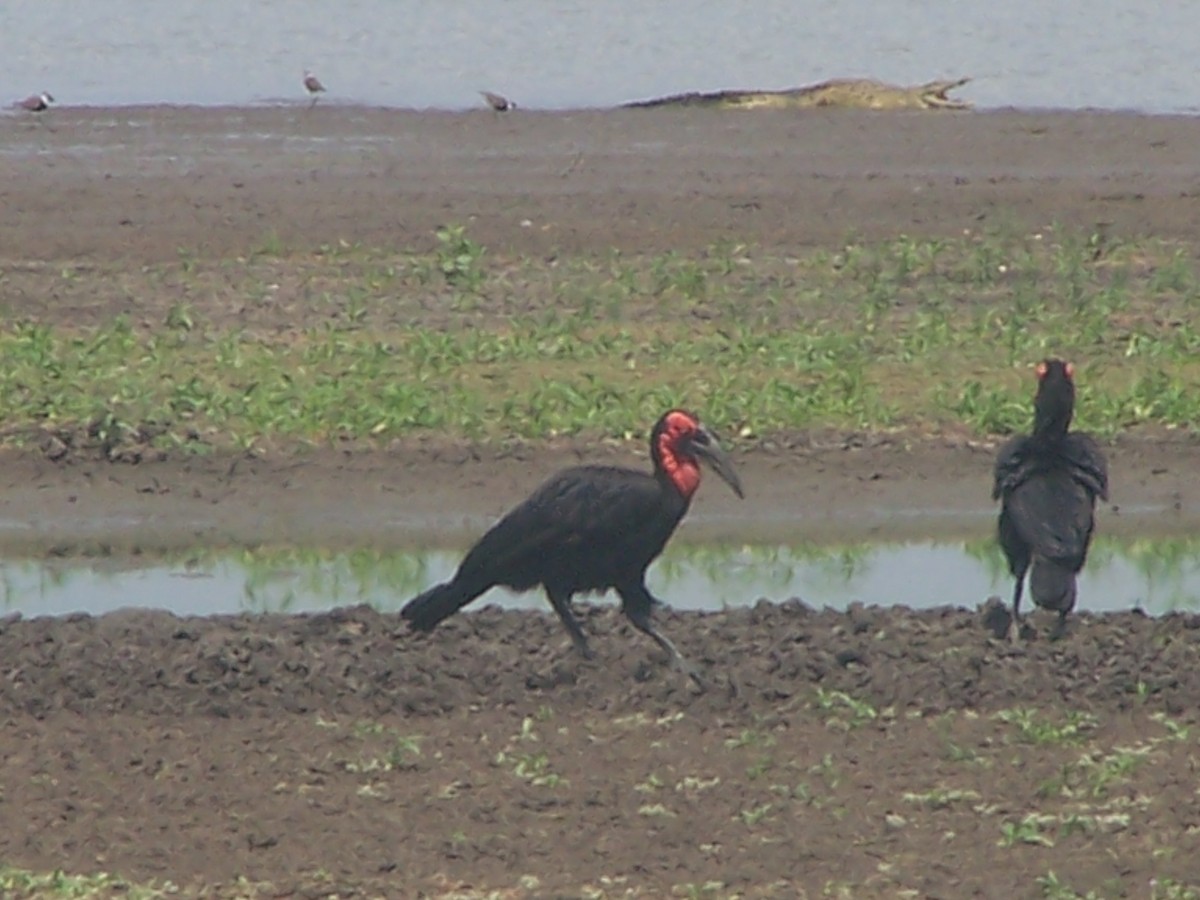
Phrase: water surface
[
  {"left": 2, "top": 0, "right": 1196, "bottom": 113},
  {"left": 5, "top": 537, "right": 1198, "bottom": 619}
]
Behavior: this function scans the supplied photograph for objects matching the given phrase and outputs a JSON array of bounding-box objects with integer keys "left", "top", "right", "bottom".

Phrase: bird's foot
[
  {"left": 1007, "top": 617, "right": 1023, "bottom": 645},
  {"left": 674, "top": 656, "right": 708, "bottom": 693}
]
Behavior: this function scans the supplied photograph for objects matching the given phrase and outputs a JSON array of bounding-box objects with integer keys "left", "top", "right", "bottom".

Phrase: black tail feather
[
  {"left": 1029, "top": 557, "right": 1077, "bottom": 614},
  {"left": 401, "top": 581, "right": 479, "bottom": 632}
]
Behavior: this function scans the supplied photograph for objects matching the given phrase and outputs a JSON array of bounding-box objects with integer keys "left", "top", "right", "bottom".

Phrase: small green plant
[
  {"left": 672, "top": 881, "right": 726, "bottom": 899},
  {"left": 0, "top": 865, "right": 173, "bottom": 899},
  {"left": 634, "top": 772, "right": 664, "bottom": 793},
  {"left": 999, "top": 813, "right": 1055, "bottom": 848},
  {"left": 1076, "top": 744, "right": 1153, "bottom": 797},
  {"left": 901, "top": 787, "right": 981, "bottom": 809},
  {"left": 510, "top": 752, "right": 562, "bottom": 786},
  {"left": 745, "top": 754, "right": 774, "bottom": 780},
  {"left": 1151, "top": 712, "right": 1191, "bottom": 742},
  {"left": 993, "top": 708, "right": 1097, "bottom": 745},
  {"left": 493, "top": 718, "right": 566, "bottom": 788},
  {"left": 637, "top": 803, "right": 675, "bottom": 818},
  {"left": 343, "top": 733, "right": 422, "bottom": 774},
  {"left": 724, "top": 728, "right": 775, "bottom": 750},
  {"left": 814, "top": 688, "right": 878, "bottom": 728},
  {"left": 434, "top": 223, "right": 486, "bottom": 290},
  {"left": 810, "top": 753, "right": 842, "bottom": 788},
  {"left": 1037, "top": 871, "right": 1101, "bottom": 899},
  {"left": 1152, "top": 878, "right": 1200, "bottom": 900},
  {"left": 737, "top": 802, "right": 773, "bottom": 826},
  {"left": 165, "top": 302, "right": 195, "bottom": 331},
  {"left": 253, "top": 229, "right": 286, "bottom": 258}
]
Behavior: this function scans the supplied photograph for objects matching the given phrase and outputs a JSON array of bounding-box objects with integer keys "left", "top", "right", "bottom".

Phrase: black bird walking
[
  {"left": 402, "top": 409, "right": 744, "bottom": 685},
  {"left": 992, "top": 359, "right": 1108, "bottom": 642}
]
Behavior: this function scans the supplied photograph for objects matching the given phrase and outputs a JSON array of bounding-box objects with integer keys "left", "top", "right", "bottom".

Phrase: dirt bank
[
  {"left": 0, "top": 434, "right": 1195, "bottom": 555},
  {"left": 2, "top": 603, "right": 1198, "bottom": 897}
]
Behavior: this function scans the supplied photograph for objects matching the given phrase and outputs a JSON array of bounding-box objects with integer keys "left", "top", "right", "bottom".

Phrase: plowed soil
[
  {"left": 3, "top": 604, "right": 1199, "bottom": 898},
  {"left": 1, "top": 106, "right": 1200, "bottom": 899}
]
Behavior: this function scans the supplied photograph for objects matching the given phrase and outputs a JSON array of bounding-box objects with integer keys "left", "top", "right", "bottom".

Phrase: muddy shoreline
[
  {"left": 5, "top": 106, "right": 1200, "bottom": 264},
  {"left": 0, "top": 434, "right": 1193, "bottom": 555}
]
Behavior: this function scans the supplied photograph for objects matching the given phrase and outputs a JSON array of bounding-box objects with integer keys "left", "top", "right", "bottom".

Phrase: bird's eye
[{"left": 692, "top": 429, "right": 710, "bottom": 445}]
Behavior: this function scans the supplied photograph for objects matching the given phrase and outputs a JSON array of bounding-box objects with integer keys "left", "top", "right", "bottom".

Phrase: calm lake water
[
  {"left": 2, "top": 0, "right": 1197, "bottom": 113},
  {"left": 4, "top": 537, "right": 1198, "bottom": 618}
]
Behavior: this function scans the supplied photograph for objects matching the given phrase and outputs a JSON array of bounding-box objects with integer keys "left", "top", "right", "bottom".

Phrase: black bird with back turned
[
  {"left": 401, "top": 409, "right": 744, "bottom": 686},
  {"left": 992, "top": 359, "right": 1109, "bottom": 642}
]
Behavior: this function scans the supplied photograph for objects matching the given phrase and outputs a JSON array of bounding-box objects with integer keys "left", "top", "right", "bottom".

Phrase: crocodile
[{"left": 622, "top": 77, "right": 972, "bottom": 111}]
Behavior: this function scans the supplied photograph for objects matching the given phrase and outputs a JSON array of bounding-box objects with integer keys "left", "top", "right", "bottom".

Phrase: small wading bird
[
  {"left": 993, "top": 359, "right": 1109, "bottom": 642},
  {"left": 16, "top": 92, "right": 54, "bottom": 113},
  {"left": 402, "top": 409, "right": 744, "bottom": 687},
  {"left": 303, "top": 70, "right": 326, "bottom": 108},
  {"left": 480, "top": 90, "right": 516, "bottom": 112}
]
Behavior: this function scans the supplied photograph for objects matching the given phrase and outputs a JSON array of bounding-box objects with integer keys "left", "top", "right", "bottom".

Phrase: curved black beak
[{"left": 690, "top": 426, "right": 744, "bottom": 499}]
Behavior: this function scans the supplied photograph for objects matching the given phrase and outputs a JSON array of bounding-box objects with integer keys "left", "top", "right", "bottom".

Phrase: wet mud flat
[
  {"left": 2, "top": 602, "right": 1199, "bottom": 897},
  {"left": 5, "top": 106, "right": 1200, "bottom": 264}
]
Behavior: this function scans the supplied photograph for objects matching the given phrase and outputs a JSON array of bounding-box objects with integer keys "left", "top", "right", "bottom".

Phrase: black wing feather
[
  {"left": 454, "top": 465, "right": 680, "bottom": 591},
  {"left": 992, "top": 435, "right": 1031, "bottom": 500},
  {"left": 994, "top": 429, "right": 1107, "bottom": 569},
  {"left": 1007, "top": 473, "right": 1094, "bottom": 565},
  {"left": 1061, "top": 432, "right": 1109, "bottom": 501}
]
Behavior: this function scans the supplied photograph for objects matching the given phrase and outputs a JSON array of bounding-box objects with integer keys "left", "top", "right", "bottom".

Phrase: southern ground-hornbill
[
  {"left": 401, "top": 409, "right": 744, "bottom": 684},
  {"left": 992, "top": 359, "right": 1109, "bottom": 642}
]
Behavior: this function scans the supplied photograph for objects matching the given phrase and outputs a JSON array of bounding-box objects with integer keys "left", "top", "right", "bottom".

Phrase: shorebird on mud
[
  {"left": 303, "top": 71, "right": 326, "bottom": 108},
  {"left": 480, "top": 90, "right": 517, "bottom": 112},
  {"left": 15, "top": 92, "right": 54, "bottom": 113}
]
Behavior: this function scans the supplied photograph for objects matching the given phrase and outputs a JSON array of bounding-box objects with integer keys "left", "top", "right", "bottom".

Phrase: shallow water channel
[{"left": 3, "top": 536, "right": 1198, "bottom": 620}]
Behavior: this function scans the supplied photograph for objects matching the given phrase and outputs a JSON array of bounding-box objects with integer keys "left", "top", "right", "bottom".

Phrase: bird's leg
[
  {"left": 546, "top": 588, "right": 594, "bottom": 660},
  {"left": 618, "top": 583, "right": 705, "bottom": 690},
  {"left": 1050, "top": 610, "right": 1069, "bottom": 642},
  {"left": 1008, "top": 571, "right": 1026, "bottom": 644}
]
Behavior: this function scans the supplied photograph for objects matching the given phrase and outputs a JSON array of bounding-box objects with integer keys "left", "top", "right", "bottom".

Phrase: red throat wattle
[{"left": 657, "top": 411, "right": 702, "bottom": 498}]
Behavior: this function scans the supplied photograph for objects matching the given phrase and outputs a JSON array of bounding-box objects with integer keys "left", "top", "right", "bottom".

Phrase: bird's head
[
  {"left": 651, "top": 409, "right": 744, "bottom": 500},
  {"left": 1033, "top": 358, "right": 1076, "bottom": 437}
]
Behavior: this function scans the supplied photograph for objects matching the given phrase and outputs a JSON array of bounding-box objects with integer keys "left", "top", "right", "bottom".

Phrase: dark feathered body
[
  {"left": 402, "top": 464, "right": 688, "bottom": 630},
  {"left": 995, "top": 432, "right": 1108, "bottom": 609},
  {"left": 993, "top": 360, "right": 1108, "bottom": 639},
  {"left": 401, "top": 409, "right": 744, "bottom": 684}
]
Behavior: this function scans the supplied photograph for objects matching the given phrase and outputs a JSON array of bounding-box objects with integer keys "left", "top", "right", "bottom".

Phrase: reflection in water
[{"left": 2, "top": 537, "right": 1199, "bottom": 618}]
